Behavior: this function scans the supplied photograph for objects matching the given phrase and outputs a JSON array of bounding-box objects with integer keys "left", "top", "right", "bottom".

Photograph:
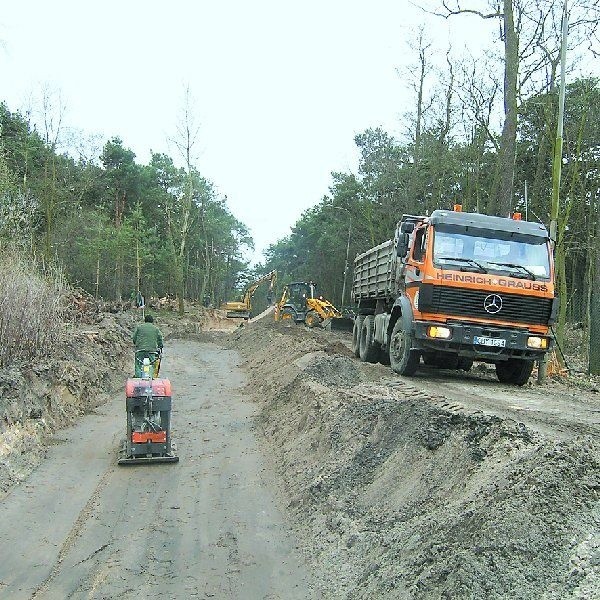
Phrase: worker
[
  {"left": 133, "top": 314, "right": 164, "bottom": 377},
  {"left": 135, "top": 290, "right": 145, "bottom": 309}
]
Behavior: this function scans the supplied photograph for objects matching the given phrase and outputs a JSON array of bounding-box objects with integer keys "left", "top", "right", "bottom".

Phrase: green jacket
[{"left": 133, "top": 322, "right": 164, "bottom": 351}]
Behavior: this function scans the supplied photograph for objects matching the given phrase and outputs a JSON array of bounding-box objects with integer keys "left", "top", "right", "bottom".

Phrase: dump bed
[{"left": 352, "top": 239, "right": 397, "bottom": 301}]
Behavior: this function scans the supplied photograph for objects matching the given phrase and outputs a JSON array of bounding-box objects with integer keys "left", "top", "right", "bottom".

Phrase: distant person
[
  {"left": 136, "top": 291, "right": 145, "bottom": 309},
  {"left": 133, "top": 314, "right": 164, "bottom": 377}
]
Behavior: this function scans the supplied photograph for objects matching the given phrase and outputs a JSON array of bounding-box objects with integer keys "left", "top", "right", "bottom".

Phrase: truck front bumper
[{"left": 413, "top": 321, "right": 553, "bottom": 361}]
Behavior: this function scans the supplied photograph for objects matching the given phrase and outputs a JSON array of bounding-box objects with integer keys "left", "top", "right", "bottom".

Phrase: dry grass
[{"left": 0, "top": 251, "right": 66, "bottom": 367}]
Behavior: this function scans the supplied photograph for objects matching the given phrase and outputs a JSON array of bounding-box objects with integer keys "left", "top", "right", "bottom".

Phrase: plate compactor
[{"left": 118, "top": 352, "right": 179, "bottom": 465}]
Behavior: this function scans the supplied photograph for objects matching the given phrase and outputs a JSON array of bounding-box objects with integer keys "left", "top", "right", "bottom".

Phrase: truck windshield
[{"left": 433, "top": 230, "right": 551, "bottom": 280}]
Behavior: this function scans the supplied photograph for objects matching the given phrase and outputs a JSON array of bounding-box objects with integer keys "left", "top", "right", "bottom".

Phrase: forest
[
  {"left": 0, "top": 1, "right": 599, "bottom": 372},
  {"left": 0, "top": 99, "right": 253, "bottom": 313}
]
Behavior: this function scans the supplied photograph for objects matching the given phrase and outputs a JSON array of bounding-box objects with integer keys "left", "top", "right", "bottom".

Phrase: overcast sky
[{"left": 1, "top": 1, "right": 496, "bottom": 264}]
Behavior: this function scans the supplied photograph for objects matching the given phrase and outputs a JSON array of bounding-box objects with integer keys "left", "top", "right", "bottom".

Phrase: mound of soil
[
  {"left": 229, "top": 319, "right": 600, "bottom": 599},
  {"left": 0, "top": 312, "right": 132, "bottom": 497}
]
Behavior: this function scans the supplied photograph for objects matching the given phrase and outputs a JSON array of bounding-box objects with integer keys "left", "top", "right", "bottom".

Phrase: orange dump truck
[{"left": 351, "top": 207, "right": 557, "bottom": 385}]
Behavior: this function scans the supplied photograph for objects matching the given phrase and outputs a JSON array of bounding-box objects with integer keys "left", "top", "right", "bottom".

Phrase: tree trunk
[
  {"left": 532, "top": 60, "right": 559, "bottom": 211},
  {"left": 554, "top": 234, "right": 568, "bottom": 347},
  {"left": 431, "top": 54, "right": 454, "bottom": 208},
  {"left": 95, "top": 255, "right": 100, "bottom": 300},
  {"left": 590, "top": 241, "right": 600, "bottom": 375},
  {"left": 414, "top": 39, "right": 426, "bottom": 168},
  {"left": 494, "top": 0, "right": 518, "bottom": 216},
  {"left": 136, "top": 237, "right": 141, "bottom": 296},
  {"left": 412, "top": 35, "right": 427, "bottom": 211},
  {"left": 589, "top": 201, "right": 600, "bottom": 374},
  {"left": 39, "top": 150, "right": 60, "bottom": 266}
]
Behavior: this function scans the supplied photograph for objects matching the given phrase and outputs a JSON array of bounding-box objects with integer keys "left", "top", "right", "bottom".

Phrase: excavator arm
[
  {"left": 242, "top": 270, "right": 277, "bottom": 306},
  {"left": 221, "top": 270, "right": 277, "bottom": 319}
]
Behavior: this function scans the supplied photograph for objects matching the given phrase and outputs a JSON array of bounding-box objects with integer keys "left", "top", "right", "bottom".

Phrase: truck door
[{"left": 407, "top": 225, "right": 427, "bottom": 282}]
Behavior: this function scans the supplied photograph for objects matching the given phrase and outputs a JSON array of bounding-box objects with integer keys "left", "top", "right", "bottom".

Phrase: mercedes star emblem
[{"left": 483, "top": 294, "right": 503, "bottom": 314}]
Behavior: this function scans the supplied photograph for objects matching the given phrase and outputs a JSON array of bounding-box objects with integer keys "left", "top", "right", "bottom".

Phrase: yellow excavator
[
  {"left": 274, "top": 281, "right": 354, "bottom": 331},
  {"left": 220, "top": 270, "right": 277, "bottom": 319}
]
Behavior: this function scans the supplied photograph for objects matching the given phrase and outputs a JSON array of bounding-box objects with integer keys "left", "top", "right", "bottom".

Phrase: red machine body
[{"left": 118, "top": 376, "right": 178, "bottom": 465}]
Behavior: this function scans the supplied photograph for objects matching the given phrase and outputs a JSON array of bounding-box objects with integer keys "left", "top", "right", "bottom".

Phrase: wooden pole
[{"left": 541, "top": 0, "right": 568, "bottom": 383}]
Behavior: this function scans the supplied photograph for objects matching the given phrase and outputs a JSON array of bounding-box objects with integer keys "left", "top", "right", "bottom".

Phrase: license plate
[{"left": 474, "top": 336, "right": 506, "bottom": 348}]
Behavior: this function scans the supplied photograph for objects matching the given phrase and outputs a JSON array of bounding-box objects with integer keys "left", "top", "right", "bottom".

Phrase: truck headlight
[
  {"left": 427, "top": 326, "right": 451, "bottom": 339},
  {"left": 527, "top": 336, "right": 548, "bottom": 349}
]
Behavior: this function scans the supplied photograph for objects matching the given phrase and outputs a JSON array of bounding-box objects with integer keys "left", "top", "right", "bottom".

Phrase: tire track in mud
[
  {"left": 351, "top": 378, "right": 488, "bottom": 421},
  {"left": 29, "top": 453, "right": 117, "bottom": 599}
]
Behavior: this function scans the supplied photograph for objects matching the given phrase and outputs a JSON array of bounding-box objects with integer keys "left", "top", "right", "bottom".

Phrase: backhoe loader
[
  {"left": 220, "top": 270, "right": 277, "bottom": 319},
  {"left": 274, "top": 281, "right": 354, "bottom": 331}
]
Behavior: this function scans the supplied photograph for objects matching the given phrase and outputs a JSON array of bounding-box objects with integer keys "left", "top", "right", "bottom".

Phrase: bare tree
[
  {"left": 169, "top": 86, "right": 200, "bottom": 315},
  {"left": 419, "top": 0, "right": 599, "bottom": 212},
  {"left": 405, "top": 27, "right": 433, "bottom": 169},
  {"left": 422, "top": 1, "right": 518, "bottom": 215},
  {"left": 36, "top": 85, "right": 66, "bottom": 263},
  {"left": 400, "top": 27, "right": 435, "bottom": 208}
]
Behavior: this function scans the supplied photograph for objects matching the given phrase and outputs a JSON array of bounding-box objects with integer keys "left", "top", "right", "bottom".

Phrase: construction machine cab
[
  {"left": 289, "top": 281, "right": 312, "bottom": 307},
  {"left": 275, "top": 281, "right": 312, "bottom": 323}
]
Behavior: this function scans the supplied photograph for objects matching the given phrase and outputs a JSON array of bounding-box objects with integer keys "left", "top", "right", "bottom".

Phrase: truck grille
[{"left": 423, "top": 285, "right": 554, "bottom": 326}]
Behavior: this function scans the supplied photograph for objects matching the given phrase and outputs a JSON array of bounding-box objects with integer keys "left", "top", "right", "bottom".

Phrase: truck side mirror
[
  {"left": 400, "top": 222, "right": 415, "bottom": 234},
  {"left": 396, "top": 233, "right": 409, "bottom": 257}
]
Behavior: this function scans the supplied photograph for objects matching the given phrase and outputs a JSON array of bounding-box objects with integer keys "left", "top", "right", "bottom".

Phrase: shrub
[{"left": 0, "top": 250, "right": 66, "bottom": 366}]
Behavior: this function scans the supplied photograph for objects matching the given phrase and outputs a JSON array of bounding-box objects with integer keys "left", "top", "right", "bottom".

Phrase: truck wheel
[
  {"left": 359, "top": 315, "right": 380, "bottom": 363},
  {"left": 458, "top": 357, "right": 474, "bottom": 372},
  {"left": 305, "top": 310, "right": 321, "bottom": 328},
  {"left": 352, "top": 315, "right": 365, "bottom": 357},
  {"left": 495, "top": 358, "right": 534, "bottom": 386},
  {"left": 389, "top": 319, "right": 420, "bottom": 376}
]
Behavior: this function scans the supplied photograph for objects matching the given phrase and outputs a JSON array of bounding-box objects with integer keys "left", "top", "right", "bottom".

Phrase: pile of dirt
[
  {"left": 198, "top": 308, "right": 242, "bottom": 332},
  {"left": 0, "top": 312, "right": 133, "bottom": 497},
  {"left": 229, "top": 319, "right": 600, "bottom": 599}
]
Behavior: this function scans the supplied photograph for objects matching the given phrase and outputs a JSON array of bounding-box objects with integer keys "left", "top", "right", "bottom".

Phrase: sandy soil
[
  {"left": 1, "top": 307, "right": 599, "bottom": 599},
  {"left": 226, "top": 317, "right": 600, "bottom": 599},
  {"left": 0, "top": 312, "right": 133, "bottom": 497}
]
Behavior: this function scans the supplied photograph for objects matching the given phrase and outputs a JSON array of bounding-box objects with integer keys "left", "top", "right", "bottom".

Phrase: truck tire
[
  {"left": 359, "top": 315, "right": 380, "bottom": 363},
  {"left": 458, "top": 357, "right": 474, "bottom": 372},
  {"left": 389, "top": 318, "right": 420, "bottom": 376},
  {"left": 495, "top": 358, "right": 534, "bottom": 386},
  {"left": 305, "top": 310, "right": 321, "bottom": 328},
  {"left": 352, "top": 315, "right": 365, "bottom": 357}
]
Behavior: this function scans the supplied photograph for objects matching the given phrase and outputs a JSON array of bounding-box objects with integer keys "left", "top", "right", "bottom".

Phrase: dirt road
[{"left": 0, "top": 339, "right": 313, "bottom": 599}]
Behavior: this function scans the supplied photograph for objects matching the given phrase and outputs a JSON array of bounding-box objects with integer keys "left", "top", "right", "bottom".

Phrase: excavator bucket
[
  {"left": 327, "top": 316, "right": 355, "bottom": 332},
  {"left": 225, "top": 310, "right": 250, "bottom": 319}
]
